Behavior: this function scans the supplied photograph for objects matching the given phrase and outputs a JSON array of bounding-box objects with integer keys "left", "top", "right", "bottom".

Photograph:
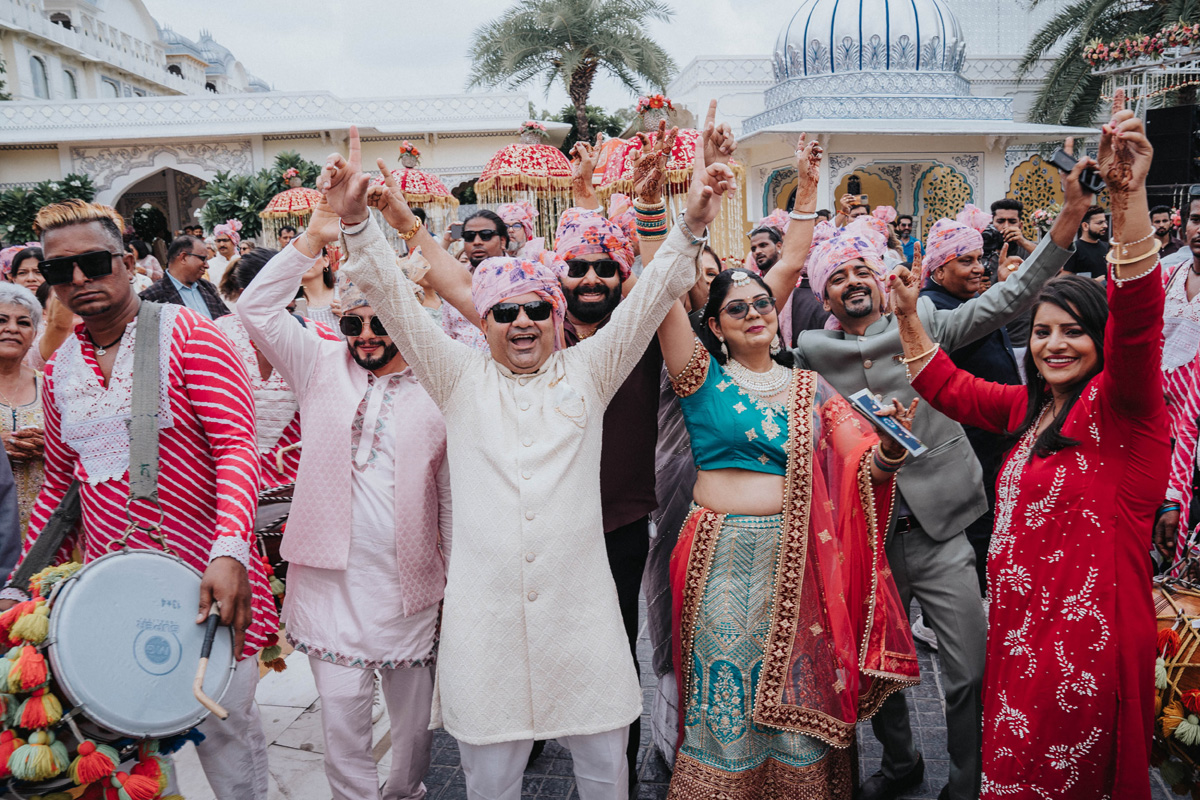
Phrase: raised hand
[
  {"left": 317, "top": 125, "right": 370, "bottom": 224},
  {"left": 701, "top": 99, "right": 736, "bottom": 167},
  {"left": 886, "top": 265, "right": 922, "bottom": 317},
  {"left": 996, "top": 242, "right": 1024, "bottom": 282},
  {"left": 1098, "top": 90, "right": 1152, "bottom": 194},
  {"left": 367, "top": 157, "right": 419, "bottom": 233},
  {"left": 570, "top": 133, "right": 604, "bottom": 194},
  {"left": 793, "top": 133, "right": 823, "bottom": 210},
  {"left": 682, "top": 100, "right": 736, "bottom": 233},
  {"left": 299, "top": 198, "right": 341, "bottom": 252},
  {"left": 631, "top": 119, "right": 677, "bottom": 204}
]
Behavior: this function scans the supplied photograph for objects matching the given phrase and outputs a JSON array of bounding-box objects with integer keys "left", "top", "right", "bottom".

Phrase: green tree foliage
[
  {"left": 468, "top": 0, "right": 676, "bottom": 142},
  {"left": 0, "top": 57, "right": 11, "bottom": 102},
  {"left": 0, "top": 174, "right": 96, "bottom": 245},
  {"left": 1022, "top": 0, "right": 1200, "bottom": 126},
  {"left": 197, "top": 151, "right": 320, "bottom": 237},
  {"left": 545, "top": 104, "right": 636, "bottom": 154}
]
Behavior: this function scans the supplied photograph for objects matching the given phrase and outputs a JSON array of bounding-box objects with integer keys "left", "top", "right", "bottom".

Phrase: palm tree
[
  {"left": 1020, "top": 0, "right": 1200, "bottom": 127},
  {"left": 468, "top": 0, "right": 677, "bottom": 142}
]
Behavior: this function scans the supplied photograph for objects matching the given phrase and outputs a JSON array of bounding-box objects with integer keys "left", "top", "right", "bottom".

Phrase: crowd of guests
[{"left": 0, "top": 96, "right": 1184, "bottom": 800}]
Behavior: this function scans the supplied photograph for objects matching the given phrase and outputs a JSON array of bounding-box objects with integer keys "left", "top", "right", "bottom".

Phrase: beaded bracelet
[
  {"left": 873, "top": 445, "right": 907, "bottom": 473},
  {"left": 635, "top": 200, "right": 668, "bottom": 241}
]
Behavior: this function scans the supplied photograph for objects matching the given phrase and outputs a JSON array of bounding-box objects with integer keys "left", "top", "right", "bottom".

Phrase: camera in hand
[
  {"left": 980, "top": 224, "right": 1004, "bottom": 255},
  {"left": 1049, "top": 148, "right": 1105, "bottom": 194}
]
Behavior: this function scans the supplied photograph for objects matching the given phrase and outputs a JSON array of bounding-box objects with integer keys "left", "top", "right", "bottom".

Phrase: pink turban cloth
[
  {"left": 497, "top": 201, "right": 539, "bottom": 240},
  {"left": 921, "top": 204, "right": 990, "bottom": 283},
  {"left": 808, "top": 218, "right": 889, "bottom": 330},
  {"left": 800, "top": 220, "right": 838, "bottom": 282},
  {"left": 471, "top": 256, "right": 568, "bottom": 350},
  {"left": 607, "top": 194, "right": 636, "bottom": 243},
  {"left": 213, "top": 218, "right": 242, "bottom": 247},
  {"left": 553, "top": 208, "right": 635, "bottom": 280},
  {"left": 756, "top": 209, "right": 791, "bottom": 235},
  {"left": 0, "top": 243, "right": 38, "bottom": 279},
  {"left": 872, "top": 205, "right": 898, "bottom": 224}
]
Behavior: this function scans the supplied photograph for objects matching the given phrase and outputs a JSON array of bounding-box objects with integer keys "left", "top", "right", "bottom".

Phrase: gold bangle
[
  {"left": 398, "top": 217, "right": 423, "bottom": 242},
  {"left": 875, "top": 444, "right": 907, "bottom": 466},
  {"left": 1105, "top": 236, "right": 1161, "bottom": 265},
  {"left": 898, "top": 342, "right": 939, "bottom": 365}
]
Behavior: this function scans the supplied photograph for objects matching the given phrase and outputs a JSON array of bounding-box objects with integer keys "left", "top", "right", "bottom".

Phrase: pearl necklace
[{"left": 722, "top": 358, "right": 790, "bottom": 397}]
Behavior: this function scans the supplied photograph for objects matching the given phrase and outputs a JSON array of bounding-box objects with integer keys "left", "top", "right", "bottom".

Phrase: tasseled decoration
[
  {"left": 8, "top": 729, "right": 70, "bottom": 781},
  {"left": 130, "top": 753, "right": 169, "bottom": 792},
  {"left": 0, "top": 600, "right": 35, "bottom": 643},
  {"left": 1163, "top": 701, "right": 1186, "bottom": 739},
  {"left": 69, "top": 739, "right": 120, "bottom": 785},
  {"left": 106, "top": 770, "right": 161, "bottom": 800},
  {"left": 1157, "top": 656, "right": 1170, "bottom": 690},
  {"left": 269, "top": 574, "right": 285, "bottom": 596},
  {"left": 0, "top": 729, "right": 25, "bottom": 778},
  {"left": 26, "top": 563, "right": 82, "bottom": 599},
  {"left": 1183, "top": 689, "right": 1200, "bottom": 715},
  {"left": 16, "top": 688, "right": 61, "bottom": 728},
  {"left": 8, "top": 645, "right": 47, "bottom": 692},
  {"left": 1159, "top": 627, "right": 1183, "bottom": 659},
  {"left": 1156, "top": 692, "right": 1163, "bottom": 716},
  {"left": 1177, "top": 713, "right": 1200, "bottom": 746},
  {"left": 10, "top": 600, "right": 49, "bottom": 645},
  {"left": 260, "top": 630, "right": 283, "bottom": 665}
]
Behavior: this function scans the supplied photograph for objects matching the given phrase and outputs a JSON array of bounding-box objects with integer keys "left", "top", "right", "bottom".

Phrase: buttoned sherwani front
[{"left": 341, "top": 219, "right": 702, "bottom": 746}]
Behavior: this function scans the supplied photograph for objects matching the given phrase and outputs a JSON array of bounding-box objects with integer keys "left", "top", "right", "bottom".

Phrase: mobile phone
[
  {"left": 1049, "top": 148, "right": 1105, "bottom": 195},
  {"left": 857, "top": 194, "right": 870, "bottom": 206},
  {"left": 848, "top": 389, "right": 928, "bottom": 458},
  {"left": 450, "top": 222, "right": 463, "bottom": 240}
]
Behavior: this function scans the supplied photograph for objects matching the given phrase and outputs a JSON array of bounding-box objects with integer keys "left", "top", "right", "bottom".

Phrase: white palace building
[{"left": 0, "top": 0, "right": 1093, "bottom": 243}]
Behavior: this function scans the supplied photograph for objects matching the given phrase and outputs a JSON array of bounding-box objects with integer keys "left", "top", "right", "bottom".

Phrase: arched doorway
[{"left": 114, "top": 168, "right": 209, "bottom": 239}]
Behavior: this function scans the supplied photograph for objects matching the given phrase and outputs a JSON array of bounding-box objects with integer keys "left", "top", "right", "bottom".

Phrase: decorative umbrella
[
  {"left": 598, "top": 99, "right": 748, "bottom": 260},
  {"left": 259, "top": 171, "right": 323, "bottom": 242},
  {"left": 372, "top": 142, "right": 459, "bottom": 249},
  {"left": 476, "top": 122, "right": 575, "bottom": 244}
]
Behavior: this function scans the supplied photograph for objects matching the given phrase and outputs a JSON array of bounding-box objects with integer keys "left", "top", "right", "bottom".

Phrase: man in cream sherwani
[{"left": 309, "top": 118, "right": 735, "bottom": 800}]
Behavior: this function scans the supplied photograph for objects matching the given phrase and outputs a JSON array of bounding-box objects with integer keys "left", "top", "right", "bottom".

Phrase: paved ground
[{"left": 175, "top": 600, "right": 1176, "bottom": 799}]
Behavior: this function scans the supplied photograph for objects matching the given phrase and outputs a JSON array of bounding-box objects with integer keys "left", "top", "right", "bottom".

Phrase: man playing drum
[
  {"left": 0, "top": 200, "right": 277, "bottom": 799},
  {"left": 238, "top": 210, "right": 452, "bottom": 800}
]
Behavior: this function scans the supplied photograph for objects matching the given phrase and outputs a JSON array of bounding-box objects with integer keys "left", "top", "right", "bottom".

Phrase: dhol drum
[
  {"left": 1152, "top": 580, "right": 1200, "bottom": 790},
  {"left": 3, "top": 549, "right": 234, "bottom": 798}
]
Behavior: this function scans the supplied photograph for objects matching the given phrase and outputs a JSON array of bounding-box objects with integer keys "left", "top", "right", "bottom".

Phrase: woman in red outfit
[{"left": 886, "top": 96, "right": 1167, "bottom": 799}]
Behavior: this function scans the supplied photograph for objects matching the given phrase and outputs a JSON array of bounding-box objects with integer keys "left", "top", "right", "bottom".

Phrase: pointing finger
[{"left": 348, "top": 125, "right": 361, "bottom": 172}]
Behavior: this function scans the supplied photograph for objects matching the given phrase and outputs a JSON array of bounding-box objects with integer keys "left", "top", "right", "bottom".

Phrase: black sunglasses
[
  {"left": 721, "top": 297, "right": 775, "bottom": 320},
  {"left": 38, "top": 250, "right": 119, "bottom": 286},
  {"left": 462, "top": 230, "right": 500, "bottom": 243},
  {"left": 490, "top": 300, "right": 553, "bottom": 323},
  {"left": 339, "top": 314, "right": 388, "bottom": 337},
  {"left": 565, "top": 259, "right": 620, "bottom": 279}
]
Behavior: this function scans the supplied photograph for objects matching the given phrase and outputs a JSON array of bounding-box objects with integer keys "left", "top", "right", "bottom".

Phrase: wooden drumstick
[
  {"left": 193, "top": 602, "right": 229, "bottom": 720},
  {"left": 274, "top": 442, "right": 302, "bottom": 474}
]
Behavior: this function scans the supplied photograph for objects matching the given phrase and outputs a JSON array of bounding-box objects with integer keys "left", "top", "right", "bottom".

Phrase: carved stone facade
[{"left": 70, "top": 141, "right": 253, "bottom": 192}]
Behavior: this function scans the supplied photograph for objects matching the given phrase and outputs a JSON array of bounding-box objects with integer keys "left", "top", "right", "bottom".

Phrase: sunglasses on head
[
  {"left": 721, "top": 297, "right": 775, "bottom": 320},
  {"left": 490, "top": 300, "right": 553, "bottom": 323},
  {"left": 38, "top": 250, "right": 118, "bottom": 286},
  {"left": 565, "top": 259, "right": 620, "bottom": 279},
  {"left": 339, "top": 314, "right": 388, "bottom": 337},
  {"left": 462, "top": 230, "right": 500, "bottom": 243}
]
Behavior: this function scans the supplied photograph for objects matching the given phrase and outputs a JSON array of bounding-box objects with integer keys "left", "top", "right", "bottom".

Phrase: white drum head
[{"left": 46, "top": 549, "right": 235, "bottom": 738}]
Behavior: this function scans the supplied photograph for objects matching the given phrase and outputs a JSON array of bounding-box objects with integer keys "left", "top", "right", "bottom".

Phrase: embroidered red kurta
[
  {"left": 912, "top": 266, "right": 1168, "bottom": 799},
  {"left": 21, "top": 307, "right": 277, "bottom": 657}
]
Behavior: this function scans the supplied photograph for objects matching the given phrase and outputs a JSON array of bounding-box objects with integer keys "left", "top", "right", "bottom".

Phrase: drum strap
[{"left": 127, "top": 301, "right": 162, "bottom": 506}]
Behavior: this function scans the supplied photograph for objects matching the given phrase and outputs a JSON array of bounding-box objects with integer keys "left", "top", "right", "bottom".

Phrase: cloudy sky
[{"left": 140, "top": 0, "right": 793, "bottom": 112}]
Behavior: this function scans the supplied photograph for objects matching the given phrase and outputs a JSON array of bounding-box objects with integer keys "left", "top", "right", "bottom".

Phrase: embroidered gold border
[
  {"left": 670, "top": 337, "right": 709, "bottom": 397},
  {"left": 667, "top": 750, "right": 853, "bottom": 800},
  {"left": 678, "top": 507, "right": 726, "bottom": 723}
]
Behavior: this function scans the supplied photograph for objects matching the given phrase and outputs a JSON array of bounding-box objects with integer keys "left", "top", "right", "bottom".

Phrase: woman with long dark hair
[
  {"left": 887, "top": 96, "right": 1165, "bottom": 799},
  {"left": 654, "top": 137, "right": 920, "bottom": 799}
]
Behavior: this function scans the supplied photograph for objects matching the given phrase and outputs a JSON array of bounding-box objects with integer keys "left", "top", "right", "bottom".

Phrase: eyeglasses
[
  {"left": 565, "top": 259, "right": 620, "bottom": 279},
  {"left": 183, "top": 252, "right": 208, "bottom": 262},
  {"left": 339, "top": 315, "right": 388, "bottom": 337},
  {"left": 490, "top": 300, "right": 553, "bottom": 323},
  {"left": 38, "top": 250, "right": 119, "bottom": 286},
  {"left": 215, "top": 237, "right": 233, "bottom": 244},
  {"left": 462, "top": 230, "right": 500, "bottom": 243},
  {"left": 720, "top": 297, "right": 776, "bottom": 320}
]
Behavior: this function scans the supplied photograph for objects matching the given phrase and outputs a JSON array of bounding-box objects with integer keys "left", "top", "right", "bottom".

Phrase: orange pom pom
[
  {"left": 70, "top": 739, "right": 119, "bottom": 785},
  {"left": 1159, "top": 628, "right": 1182, "bottom": 659},
  {"left": 1183, "top": 689, "right": 1200, "bottom": 715},
  {"left": 10, "top": 645, "right": 46, "bottom": 692},
  {"left": 0, "top": 600, "right": 34, "bottom": 645},
  {"left": 112, "top": 771, "right": 161, "bottom": 800},
  {"left": 130, "top": 755, "right": 167, "bottom": 791},
  {"left": 0, "top": 729, "right": 25, "bottom": 778}
]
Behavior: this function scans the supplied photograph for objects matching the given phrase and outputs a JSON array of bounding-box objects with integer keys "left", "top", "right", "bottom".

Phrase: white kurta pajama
[
  {"left": 339, "top": 219, "right": 701, "bottom": 757},
  {"left": 238, "top": 243, "right": 452, "bottom": 800}
]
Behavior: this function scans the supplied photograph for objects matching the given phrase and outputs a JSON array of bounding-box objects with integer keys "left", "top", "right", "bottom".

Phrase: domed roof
[{"left": 774, "top": 0, "right": 965, "bottom": 80}]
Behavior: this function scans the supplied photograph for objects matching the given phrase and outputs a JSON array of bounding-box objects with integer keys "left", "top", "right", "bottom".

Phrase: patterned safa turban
[
  {"left": 808, "top": 218, "right": 889, "bottom": 330},
  {"left": 497, "top": 201, "right": 539, "bottom": 240},
  {"left": 553, "top": 208, "right": 634, "bottom": 280},
  {"left": 921, "top": 204, "right": 990, "bottom": 284},
  {"left": 471, "top": 256, "right": 568, "bottom": 350}
]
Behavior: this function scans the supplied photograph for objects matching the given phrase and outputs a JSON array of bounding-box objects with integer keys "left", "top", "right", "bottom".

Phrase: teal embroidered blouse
[{"left": 677, "top": 352, "right": 789, "bottom": 477}]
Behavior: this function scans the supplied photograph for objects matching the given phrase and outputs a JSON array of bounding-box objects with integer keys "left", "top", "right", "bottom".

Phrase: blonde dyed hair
[{"left": 33, "top": 199, "right": 125, "bottom": 249}]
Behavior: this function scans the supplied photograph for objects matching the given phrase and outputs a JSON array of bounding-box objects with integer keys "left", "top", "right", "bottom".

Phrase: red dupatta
[{"left": 670, "top": 368, "right": 918, "bottom": 749}]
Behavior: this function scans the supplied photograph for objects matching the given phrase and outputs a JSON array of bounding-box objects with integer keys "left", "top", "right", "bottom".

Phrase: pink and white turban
[
  {"left": 872, "top": 205, "right": 898, "bottom": 224},
  {"left": 808, "top": 218, "right": 889, "bottom": 329},
  {"left": 471, "top": 256, "right": 568, "bottom": 350},
  {"left": 756, "top": 209, "right": 791, "bottom": 236},
  {"left": 497, "top": 201, "right": 539, "bottom": 240},
  {"left": 800, "top": 220, "right": 838, "bottom": 281},
  {"left": 921, "top": 204, "right": 991, "bottom": 283},
  {"left": 213, "top": 219, "right": 243, "bottom": 247},
  {"left": 553, "top": 208, "right": 635, "bottom": 280}
]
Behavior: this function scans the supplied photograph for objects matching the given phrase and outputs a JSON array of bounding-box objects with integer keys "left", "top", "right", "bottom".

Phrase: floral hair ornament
[{"left": 729, "top": 270, "right": 752, "bottom": 287}]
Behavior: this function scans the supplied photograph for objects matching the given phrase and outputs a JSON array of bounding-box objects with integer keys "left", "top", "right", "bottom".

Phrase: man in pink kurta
[{"left": 238, "top": 229, "right": 451, "bottom": 800}]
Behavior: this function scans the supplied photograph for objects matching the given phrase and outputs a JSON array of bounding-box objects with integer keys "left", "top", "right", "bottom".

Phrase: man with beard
[
  {"left": 764, "top": 163, "right": 1095, "bottom": 800},
  {"left": 238, "top": 229, "right": 452, "bottom": 800},
  {"left": 1152, "top": 204, "right": 1186, "bottom": 258},
  {"left": 747, "top": 223, "right": 782, "bottom": 273},
  {"left": 461, "top": 210, "right": 510, "bottom": 271}
]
